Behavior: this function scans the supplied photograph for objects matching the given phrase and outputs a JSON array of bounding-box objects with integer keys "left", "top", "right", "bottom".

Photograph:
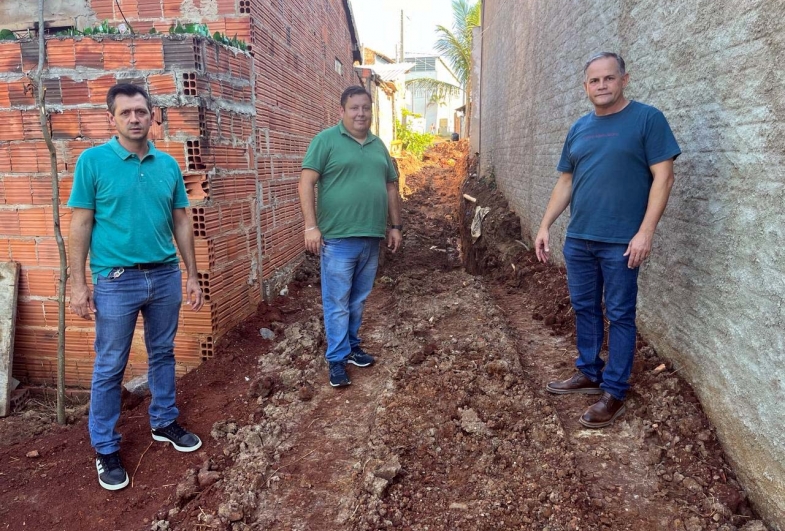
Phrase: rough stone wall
[{"left": 479, "top": 0, "right": 785, "bottom": 527}]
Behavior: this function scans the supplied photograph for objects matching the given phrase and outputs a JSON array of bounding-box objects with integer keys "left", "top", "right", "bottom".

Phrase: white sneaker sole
[
  {"left": 96, "top": 460, "right": 129, "bottom": 491},
  {"left": 151, "top": 432, "right": 203, "bottom": 452}
]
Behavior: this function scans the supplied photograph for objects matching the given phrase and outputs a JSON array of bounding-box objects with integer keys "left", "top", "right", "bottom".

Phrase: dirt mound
[{"left": 0, "top": 141, "right": 770, "bottom": 531}]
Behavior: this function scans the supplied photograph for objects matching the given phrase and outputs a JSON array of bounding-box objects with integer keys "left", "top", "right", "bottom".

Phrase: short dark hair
[
  {"left": 340, "top": 86, "right": 372, "bottom": 108},
  {"left": 106, "top": 83, "right": 152, "bottom": 114},
  {"left": 583, "top": 52, "right": 626, "bottom": 78}
]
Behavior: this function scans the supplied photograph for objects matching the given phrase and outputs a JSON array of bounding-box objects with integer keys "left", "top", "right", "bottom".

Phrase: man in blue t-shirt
[
  {"left": 68, "top": 84, "right": 205, "bottom": 490},
  {"left": 535, "top": 52, "right": 681, "bottom": 428}
]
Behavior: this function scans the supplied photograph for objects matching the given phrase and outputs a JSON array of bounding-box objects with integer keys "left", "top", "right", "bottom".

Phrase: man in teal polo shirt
[
  {"left": 68, "top": 84, "right": 204, "bottom": 490},
  {"left": 298, "top": 86, "right": 402, "bottom": 387}
]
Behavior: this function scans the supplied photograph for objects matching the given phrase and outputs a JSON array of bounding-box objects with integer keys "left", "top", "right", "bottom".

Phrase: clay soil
[{"left": 0, "top": 141, "right": 771, "bottom": 531}]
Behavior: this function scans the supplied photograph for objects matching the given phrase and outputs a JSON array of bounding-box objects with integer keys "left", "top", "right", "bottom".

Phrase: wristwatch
[{"left": 390, "top": 224, "right": 403, "bottom": 231}]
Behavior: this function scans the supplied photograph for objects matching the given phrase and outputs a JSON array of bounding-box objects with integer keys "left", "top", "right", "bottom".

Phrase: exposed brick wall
[
  {"left": 0, "top": 0, "right": 360, "bottom": 389},
  {"left": 478, "top": 0, "right": 785, "bottom": 526},
  {"left": 249, "top": 0, "right": 359, "bottom": 292},
  {"left": 0, "top": 34, "right": 255, "bottom": 387}
]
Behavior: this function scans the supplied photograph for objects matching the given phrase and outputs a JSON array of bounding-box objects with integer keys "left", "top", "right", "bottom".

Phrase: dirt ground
[{"left": 0, "top": 141, "right": 772, "bottom": 531}]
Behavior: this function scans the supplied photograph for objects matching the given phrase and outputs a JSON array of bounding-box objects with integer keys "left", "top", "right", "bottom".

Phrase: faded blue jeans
[
  {"left": 89, "top": 264, "right": 182, "bottom": 454},
  {"left": 320, "top": 237, "right": 381, "bottom": 363},
  {"left": 563, "top": 237, "right": 639, "bottom": 400}
]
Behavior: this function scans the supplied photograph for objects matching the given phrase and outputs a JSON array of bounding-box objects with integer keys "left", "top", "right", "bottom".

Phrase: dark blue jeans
[
  {"left": 320, "top": 237, "right": 381, "bottom": 363},
  {"left": 89, "top": 264, "right": 182, "bottom": 454},
  {"left": 563, "top": 237, "right": 639, "bottom": 400}
]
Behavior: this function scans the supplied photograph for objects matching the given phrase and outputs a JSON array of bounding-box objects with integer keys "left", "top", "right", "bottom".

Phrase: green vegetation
[
  {"left": 0, "top": 29, "right": 18, "bottom": 41},
  {"left": 51, "top": 19, "right": 247, "bottom": 50},
  {"left": 395, "top": 110, "right": 435, "bottom": 159}
]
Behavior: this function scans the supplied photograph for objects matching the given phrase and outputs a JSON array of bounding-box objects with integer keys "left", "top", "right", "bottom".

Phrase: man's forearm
[
  {"left": 539, "top": 173, "right": 573, "bottom": 230},
  {"left": 638, "top": 162, "right": 675, "bottom": 235},
  {"left": 386, "top": 181, "right": 402, "bottom": 225},
  {"left": 173, "top": 209, "right": 198, "bottom": 277},
  {"left": 298, "top": 170, "right": 319, "bottom": 228},
  {"left": 68, "top": 210, "right": 93, "bottom": 285}
]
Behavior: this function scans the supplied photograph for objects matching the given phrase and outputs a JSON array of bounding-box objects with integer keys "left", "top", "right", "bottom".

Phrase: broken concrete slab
[{"left": 0, "top": 262, "right": 21, "bottom": 417}]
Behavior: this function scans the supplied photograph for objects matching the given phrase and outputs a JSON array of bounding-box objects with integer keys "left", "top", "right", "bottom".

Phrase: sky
[{"left": 349, "top": 0, "right": 456, "bottom": 59}]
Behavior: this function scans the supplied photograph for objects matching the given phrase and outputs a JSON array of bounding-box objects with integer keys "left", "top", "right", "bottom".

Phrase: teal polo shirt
[
  {"left": 68, "top": 137, "right": 189, "bottom": 283},
  {"left": 302, "top": 122, "right": 398, "bottom": 239}
]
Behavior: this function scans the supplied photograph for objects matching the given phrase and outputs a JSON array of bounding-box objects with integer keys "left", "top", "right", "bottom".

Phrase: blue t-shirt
[
  {"left": 557, "top": 101, "right": 681, "bottom": 244},
  {"left": 68, "top": 137, "right": 189, "bottom": 283}
]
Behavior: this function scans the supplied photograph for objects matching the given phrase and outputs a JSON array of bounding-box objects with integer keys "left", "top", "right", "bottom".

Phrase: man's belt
[{"left": 126, "top": 263, "right": 168, "bottom": 270}]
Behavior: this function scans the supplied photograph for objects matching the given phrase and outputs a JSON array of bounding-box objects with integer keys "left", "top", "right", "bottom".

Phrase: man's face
[
  {"left": 340, "top": 94, "right": 372, "bottom": 138},
  {"left": 107, "top": 94, "right": 152, "bottom": 143},
  {"left": 583, "top": 57, "right": 629, "bottom": 112}
]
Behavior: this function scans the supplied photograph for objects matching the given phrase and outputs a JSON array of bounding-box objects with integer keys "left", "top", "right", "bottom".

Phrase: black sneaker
[
  {"left": 151, "top": 421, "right": 202, "bottom": 452},
  {"left": 329, "top": 361, "right": 351, "bottom": 387},
  {"left": 346, "top": 347, "right": 375, "bottom": 367},
  {"left": 95, "top": 451, "right": 129, "bottom": 491}
]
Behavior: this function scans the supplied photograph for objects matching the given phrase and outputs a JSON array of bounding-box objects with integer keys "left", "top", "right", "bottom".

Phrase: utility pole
[{"left": 399, "top": 10, "right": 404, "bottom": 62}]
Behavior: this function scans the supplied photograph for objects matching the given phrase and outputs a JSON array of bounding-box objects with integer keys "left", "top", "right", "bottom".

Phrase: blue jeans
[
  {"left": 563, "top": 237, "right": 639, "bottom": 400},
  {"left": 320, "top": 237, "right": 381, "bottom": 363},
  {"left": 89, "top": 264, "right": 183, "bottom": 454}
]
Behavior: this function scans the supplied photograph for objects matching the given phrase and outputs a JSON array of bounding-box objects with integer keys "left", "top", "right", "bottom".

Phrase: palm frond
[{"left": 431, "top": 0, "right": 482, "bottom": 88}]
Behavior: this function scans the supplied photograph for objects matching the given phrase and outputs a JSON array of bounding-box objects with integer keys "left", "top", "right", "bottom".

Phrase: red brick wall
[
  {"left": 0, "top": 0, "right": 359, "bottom": 387},
  {"left": 250, "top": 0, "right": 359, "bottom": 284},
  {"left": 0, "top": 35, "right": 255, "bottom": 387}
]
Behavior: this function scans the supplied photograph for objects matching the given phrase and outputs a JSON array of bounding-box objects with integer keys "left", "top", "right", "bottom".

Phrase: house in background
[
  {"left": 404, "top": 54, "right": 464, "bottom": 136},
  {"left": 356, "top": 48, "right": 414, "bottom": 151}
]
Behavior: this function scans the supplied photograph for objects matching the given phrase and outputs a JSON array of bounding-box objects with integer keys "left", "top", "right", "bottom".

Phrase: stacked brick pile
[{"left": 0, "top": 34, "right": 255, "bottom": 386}]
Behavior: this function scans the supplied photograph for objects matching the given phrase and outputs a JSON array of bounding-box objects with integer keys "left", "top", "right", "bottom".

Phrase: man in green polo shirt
[
  {"left": 298, "top": 86, "right": 402, "bottom": 388},
  {"left": 68, "top": 84, "right": 204, "bottom": 491}
]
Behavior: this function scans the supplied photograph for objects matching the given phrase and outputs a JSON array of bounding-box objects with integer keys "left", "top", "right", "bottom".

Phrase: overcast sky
[{"left": 349, "top": 0, "right": 456, "bottom": 58}]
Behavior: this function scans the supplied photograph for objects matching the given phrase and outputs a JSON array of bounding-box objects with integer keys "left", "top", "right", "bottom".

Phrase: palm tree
[{"left": 406, "top": 0, "right": 481, "bottom": 121}]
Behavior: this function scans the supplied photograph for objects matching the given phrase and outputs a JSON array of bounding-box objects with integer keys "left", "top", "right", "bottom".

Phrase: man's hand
[
  {"left": 70, "top": 282, "right": 96, "bottom": 320},
  {"left": 623, "top": 231, "right": 653, "bottom": 269},
  {"left": 185, "top": 276, "right": 204, "bottom": 311},
  {"left": 535, "top": 227, "right": 550, "bottom": 263},
  {"left": 387, "top": 228, "right": 402, "bottom": 253},
  {"left": 304, "top": 227, "right": 322, "bottom": 254}
]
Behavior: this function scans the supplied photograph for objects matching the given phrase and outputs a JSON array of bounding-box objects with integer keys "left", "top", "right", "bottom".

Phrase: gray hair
[{"left": 583, "top": 52, "right": 626, "bottom": 78}]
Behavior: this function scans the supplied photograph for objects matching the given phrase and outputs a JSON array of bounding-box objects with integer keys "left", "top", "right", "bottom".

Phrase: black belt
[{"left": 126, "top": 263, "right": 168, "bottom": 270}]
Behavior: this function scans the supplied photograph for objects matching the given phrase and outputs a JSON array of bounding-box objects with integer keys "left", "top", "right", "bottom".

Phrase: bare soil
[{"left": 0, "top": 141, "right": 770, "bottom": 531}]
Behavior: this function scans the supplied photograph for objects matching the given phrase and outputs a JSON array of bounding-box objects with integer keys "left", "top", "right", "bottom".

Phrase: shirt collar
[
  {"left": 337, "top": 121, "right": 376, "bottom": 145},
  {"left": 108, "top": 136, "right": 156, "bottom": 160}
]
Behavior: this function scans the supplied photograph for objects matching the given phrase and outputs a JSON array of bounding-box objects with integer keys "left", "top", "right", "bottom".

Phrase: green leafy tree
[{"left": 406, "top": 0, "right": 481, "bottom": 105}]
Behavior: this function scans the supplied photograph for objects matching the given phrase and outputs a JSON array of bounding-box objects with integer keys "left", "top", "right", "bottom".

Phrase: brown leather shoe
[
  {"left": 579, "top": 392, "right": 627, "bottom": 428},
  {"left": 546, "top": 372, "right": 603, "bottom": 395}
]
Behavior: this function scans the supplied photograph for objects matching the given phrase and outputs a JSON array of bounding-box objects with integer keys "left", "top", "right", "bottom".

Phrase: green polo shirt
[
  {"left": 302, "top": 122, "right": 398, "bottom": 239},
  {"left": 68, "top": 137, "right": 189, "bottom": 283}
]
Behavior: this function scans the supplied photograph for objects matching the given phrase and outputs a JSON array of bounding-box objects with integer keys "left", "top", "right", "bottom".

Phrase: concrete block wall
[
  {"left": 479, "top": 0, "right": 785, "bottom": 527},
  {"left": 0, "top": 34, "right": 256, "bottom": 387}
]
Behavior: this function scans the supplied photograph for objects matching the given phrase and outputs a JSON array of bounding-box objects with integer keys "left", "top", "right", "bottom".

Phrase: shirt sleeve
[
  {"left": 172, "top": 161, "right": 189, "bottom": 209},
  {"left": 302, "top": 134, "right": 328, "bottom": 174},
  {"left": 644, "top": 110, "right": 681, "bottom": 165},
  {"left": 556, "top": 131, "right": 573, "bottom": 173},
  {"left": 384, "top": 147, "right": 399, "bottom": 183},
  {"left": 67, "top": 152, "right": 97, "bottom": 209}
]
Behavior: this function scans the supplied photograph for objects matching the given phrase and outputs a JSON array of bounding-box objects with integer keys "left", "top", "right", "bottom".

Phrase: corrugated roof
[{"left": 368, "top": 62, "right": 416, "bottom": 82}]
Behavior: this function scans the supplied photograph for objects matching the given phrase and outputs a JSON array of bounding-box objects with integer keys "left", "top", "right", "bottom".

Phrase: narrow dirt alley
[{"left": 0, "top": 142, "right": 769, "bottom": 531}]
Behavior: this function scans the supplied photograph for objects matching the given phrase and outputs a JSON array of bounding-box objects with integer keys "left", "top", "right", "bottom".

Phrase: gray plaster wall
[
  {"left": 0, "top": 0, "right": 92, "bottom": 30},
  {"left": 479, "top": 0, "right": 785, "bottom": 527}
]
